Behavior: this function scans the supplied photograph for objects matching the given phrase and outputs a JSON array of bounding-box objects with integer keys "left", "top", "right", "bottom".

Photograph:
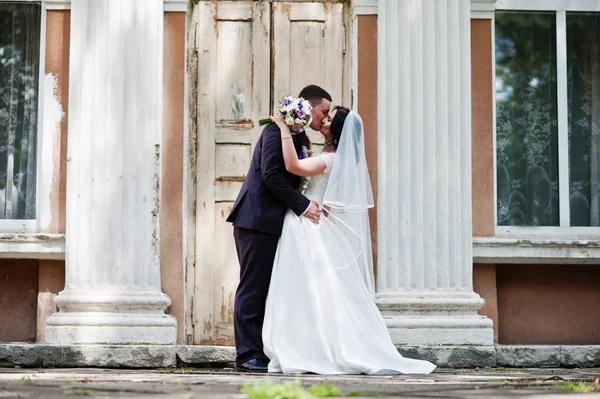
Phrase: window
[
  {"left": 0, "top": 2, "right": 41, "bottom": 221},
  {"left": 495, "top": 5, "right": 600, "bottom": 230}
]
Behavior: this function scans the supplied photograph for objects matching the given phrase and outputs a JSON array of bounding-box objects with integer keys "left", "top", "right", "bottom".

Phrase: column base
[
  {"left": 45, "top": 291, "right": 177, "bottom": 345},
  {"left": 376, "top": 291, "right": 494, "bottom": 346}
]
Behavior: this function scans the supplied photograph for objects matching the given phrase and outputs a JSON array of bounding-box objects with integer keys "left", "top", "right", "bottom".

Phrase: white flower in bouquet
[{"left": 259, "top": 96, "right": 312, "bottom": 134}]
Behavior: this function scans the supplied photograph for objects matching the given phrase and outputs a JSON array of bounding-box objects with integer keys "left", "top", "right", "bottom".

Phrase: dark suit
[{"left": 227, "top": 123, "right": 310, "bottom": 364}]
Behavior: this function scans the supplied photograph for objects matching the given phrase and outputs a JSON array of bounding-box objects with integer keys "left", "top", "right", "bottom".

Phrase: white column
[
  {"left": 45, "top": 0, "right": 177, "bottom": 344},
  {"left": 377, "top": 0, "right": 493, "bottom": 345}
]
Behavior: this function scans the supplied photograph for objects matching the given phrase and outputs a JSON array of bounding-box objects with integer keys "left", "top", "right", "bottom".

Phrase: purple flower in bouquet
[{"left": 298, "top": 145, "right": 309, "bottom": 159}]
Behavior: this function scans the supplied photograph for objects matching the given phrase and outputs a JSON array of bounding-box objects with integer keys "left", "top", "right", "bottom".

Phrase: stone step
[{"left": 1, "top": 344, "right": 599, "bottom": 369}]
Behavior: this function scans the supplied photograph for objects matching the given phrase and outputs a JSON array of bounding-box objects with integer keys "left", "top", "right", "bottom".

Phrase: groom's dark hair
[{"left": 298, "top": 85, "right": 332, "bottom": 105}]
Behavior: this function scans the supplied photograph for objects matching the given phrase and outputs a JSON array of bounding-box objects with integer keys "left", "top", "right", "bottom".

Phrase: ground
[{"left": 1, "top": 367, "right": 599, "bottom": 398}]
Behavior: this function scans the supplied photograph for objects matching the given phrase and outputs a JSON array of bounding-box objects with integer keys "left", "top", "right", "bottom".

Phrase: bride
[{"left": 262, "top": 107, "right": 436, "bottom": 375}]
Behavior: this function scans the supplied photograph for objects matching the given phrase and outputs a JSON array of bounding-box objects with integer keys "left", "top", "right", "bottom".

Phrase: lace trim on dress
[{"left": 321, "top": 152, "right": 334, "bottom": 174}]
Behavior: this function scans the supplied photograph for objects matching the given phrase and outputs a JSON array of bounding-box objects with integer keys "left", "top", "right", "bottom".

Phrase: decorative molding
[
  {"left": 44, "top": 0, "right": 71, "bottom": 10},
  {"left": 352, "top": 0, "right": 377, "bottom": 15},
  {"left": 164, "top": 0, "right": 188, "bottom": 13},
  {"left": 471, "top": 0, "right": 496, "bottom": 19},
  {"left": 0, "top": 234, "right": 65, "bottom": 260},
  {"left": 473, "top": 237, "right": 600, "bottom": 264},
  {"left": 28, "top": 0, "right": 190, "bottom": 12}
]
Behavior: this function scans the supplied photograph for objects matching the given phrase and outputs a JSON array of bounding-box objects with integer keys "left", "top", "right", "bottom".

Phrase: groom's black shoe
[{"left": 236, "top": 358, "right": 269, "bottom": 373}]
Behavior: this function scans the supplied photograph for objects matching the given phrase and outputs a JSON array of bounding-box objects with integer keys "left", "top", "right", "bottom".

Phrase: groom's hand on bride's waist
[{"left": 302, "top": 201, "right": 320, "bottom": 224}]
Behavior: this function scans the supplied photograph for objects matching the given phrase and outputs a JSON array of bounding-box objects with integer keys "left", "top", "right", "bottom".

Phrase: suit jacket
[{"left": 226, "top": 123, "right": 311, "bottom": 236}]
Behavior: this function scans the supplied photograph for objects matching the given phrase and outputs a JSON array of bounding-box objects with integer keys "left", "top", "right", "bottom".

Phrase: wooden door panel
[
  {"left": 273, "top": 2, "right": 345, "bottom": 151},
  {"left": 192, "top": 1, "right": 270, "bottom": 345},
  {"left": 191, "top": 1, "right": 346, "bottom": 345}
]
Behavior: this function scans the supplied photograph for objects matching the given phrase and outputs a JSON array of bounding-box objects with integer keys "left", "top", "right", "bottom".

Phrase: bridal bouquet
[{"left": 258, "top": 96, "right": 312, "bottom": 134}]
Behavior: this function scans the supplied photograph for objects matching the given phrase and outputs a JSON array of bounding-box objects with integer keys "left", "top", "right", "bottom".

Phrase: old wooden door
[{"left": 187, "top": 1, "right": 347, "bottom": 345}]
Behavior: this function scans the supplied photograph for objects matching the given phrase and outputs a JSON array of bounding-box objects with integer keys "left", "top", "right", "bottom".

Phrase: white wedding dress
[{"left": 262, "top": 152, "right": 436, "bottom": 375}]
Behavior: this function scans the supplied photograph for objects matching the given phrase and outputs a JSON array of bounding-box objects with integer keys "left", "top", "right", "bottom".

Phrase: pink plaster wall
[
  {"left": 473, "top": 263, "right": 499, "bottom": 343},
  {"left": 358, "top": 15, "right": 378, "bottom": 279},
  {"left": 34, "top": 10, "right": 70, "bottom": 342},
  {"left": 471, "top": 19, "right": 495, "bottom": 237},
  {"left": 497, "top": 264, "right": 600, "bottom": 344},
  {"left": 0, "top": 260, "right": 39, "bottom": 342},
  {"left": 161, "top": 12, "right": 186, "bottom": 343},
  {"left": 36, "top": 260, "right": 65, "bottom": 342}
]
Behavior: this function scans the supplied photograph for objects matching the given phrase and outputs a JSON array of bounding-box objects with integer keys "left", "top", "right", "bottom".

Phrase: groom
[{"left": 227, "top": 85, "right": 332, "bottom": 372}]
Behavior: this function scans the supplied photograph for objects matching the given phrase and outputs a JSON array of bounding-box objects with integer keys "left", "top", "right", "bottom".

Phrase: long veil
[{"left": 322, "top": 111, "right": 375, "bottom": 295}]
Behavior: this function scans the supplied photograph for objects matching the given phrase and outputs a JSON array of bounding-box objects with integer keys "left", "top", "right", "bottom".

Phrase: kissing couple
[{"left": 227, "top": 85, "right": 436, "bottom": 375}]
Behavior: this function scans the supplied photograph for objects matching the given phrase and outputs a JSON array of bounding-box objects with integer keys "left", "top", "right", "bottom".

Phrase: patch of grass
[
  {"left": 554, "top": 378, "right": 600, "bottom": 393},
  {"left": 20, "top": 376, "right": 32, "bottom": 384},
  {"left": 307, "top": 382, "right": 342, "bottom": 397},
  {"left": 63, "top": 389, "right": 93, "bottom": 396},
  {"left": 241, "top": 380, "right": 307, "bottom": 399},
  {"left": 182, "top": 367, "right": 195, "bottom": 374},
  {"left": 240, "top": 380, "right": 364, "bottom": 399}
]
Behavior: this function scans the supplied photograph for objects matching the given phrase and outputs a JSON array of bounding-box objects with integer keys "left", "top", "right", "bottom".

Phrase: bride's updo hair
[{"left": 329, "top": 106, "right": 350, "bottom": 150}]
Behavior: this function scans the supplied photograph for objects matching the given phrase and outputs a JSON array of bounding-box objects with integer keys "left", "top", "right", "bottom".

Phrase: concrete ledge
[
  {"left": 0, "top": 234, "right": 65, "bottom": 260},
  {"left": 561, "top": 346, "right": 600, "bottom": 368},
  {"left": 0, "top": 345, "right": 176, "bottom": 368},
  {"left": 473, "top": 237, "right": 600, "bottom": 264},
  {"left": 398, "top": 346, "right": 496, "bottom": 368},
  {"left": 176, "top": 345, "right": 498, "bottom": 368},
  {"left": 497, "top": 345, "right": 600, "bottom": 368},
  {"left": 177, "top": 345, "right": 236, "bottom": 366},
  {"left": 1, "top": 344, "right": 600, "bottom": 368},
  {"left": 496, "top": 345, "right": 562, "bottom": 367}
]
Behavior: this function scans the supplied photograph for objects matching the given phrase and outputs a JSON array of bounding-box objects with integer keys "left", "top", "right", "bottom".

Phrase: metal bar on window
[
  {"left": 491, "top": 14, "right": 497, "bottom": 232},
  {"left": 557, "top": 10, "right": 570, "bottom": 227}
]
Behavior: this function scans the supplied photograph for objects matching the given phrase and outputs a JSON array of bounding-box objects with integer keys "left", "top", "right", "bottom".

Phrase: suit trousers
[{"left": 233, "top": 226, "right": 280, "bottom": 364}]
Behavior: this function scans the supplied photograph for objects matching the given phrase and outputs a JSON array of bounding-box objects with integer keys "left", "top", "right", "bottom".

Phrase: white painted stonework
[
  {"left": 45, "top": 0, "right": 176, "bottom": 345},
  {"left": 474, "top": 237, "right": 600, "bottom": 264},
  {"left": 377, "top": 0, "right": 493, "bottom": 346},
  {"left": 471, "top": 0, "right": 497, "bottom": 18},
  {"left": 39, "top": 73, "right": 65, "bottom": 233},
  {"left": 0, "top": 234, "right": 64, "bottom": 260}
]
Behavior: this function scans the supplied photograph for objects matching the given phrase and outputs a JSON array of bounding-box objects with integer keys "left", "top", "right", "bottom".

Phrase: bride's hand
[{"left": 270, "top": 115, "right": 288, "bottom": 130}]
